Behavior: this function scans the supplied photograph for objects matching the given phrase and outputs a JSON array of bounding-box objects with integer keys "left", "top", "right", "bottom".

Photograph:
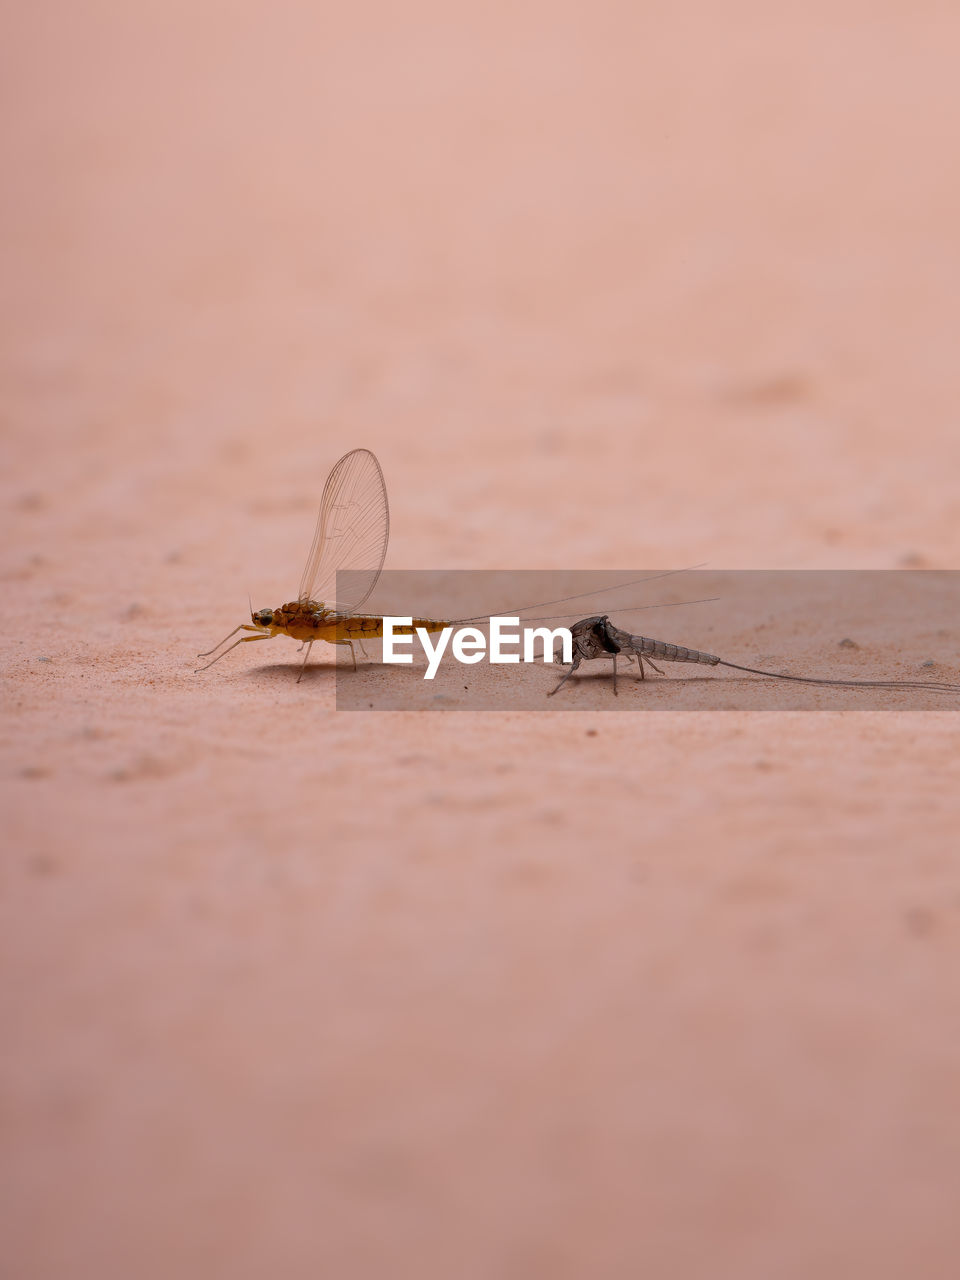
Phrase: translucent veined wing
[{"left": 297, "top": 448, "right": 390, "bottom": 612}]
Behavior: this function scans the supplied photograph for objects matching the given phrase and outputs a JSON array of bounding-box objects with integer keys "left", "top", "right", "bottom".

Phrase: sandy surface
[{"left": 3, "top": 4, "right": 960, "bottom": 1277}]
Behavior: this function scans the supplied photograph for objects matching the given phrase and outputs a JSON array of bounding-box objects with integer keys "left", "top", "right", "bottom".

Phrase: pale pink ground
[{"left": 3, "top": 4, "right": 960, "bottom": 1278}]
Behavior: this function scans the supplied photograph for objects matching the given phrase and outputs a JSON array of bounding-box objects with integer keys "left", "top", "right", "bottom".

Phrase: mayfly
[
  {"left": 197, "top": 448, "right": 452, "bottom": 681},
  {"left": 549, "top": 614, "right": 960, "bottom": 697},
  {"left": 197, "top": 448, "right": 705, "bottom": 681}
]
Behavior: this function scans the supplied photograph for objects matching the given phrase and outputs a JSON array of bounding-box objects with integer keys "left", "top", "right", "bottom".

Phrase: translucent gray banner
[{"left": 331, "top": 570, "right": 960, "bottom": 710}]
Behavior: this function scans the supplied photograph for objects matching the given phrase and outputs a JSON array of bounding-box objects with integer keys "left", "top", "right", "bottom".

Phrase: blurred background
[
  {"left": 5, "top": 1, "right": 960, "bottom": 581},
  {"left": 3, "top": 4, "right": 960, "bottom": 1278}
]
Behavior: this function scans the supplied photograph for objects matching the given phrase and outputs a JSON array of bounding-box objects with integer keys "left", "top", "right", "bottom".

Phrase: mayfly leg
[
  {"left": 198, "top": 624, "right": 251, "bottom": 658},
  {"left": 548, "top": 655, "right": 582, "bottom": 697},
  {"left": 196, "top": 629, "right": 274, "bottom": 673},
  {"left": 296, "top": 640, "right": 315, "bottom": 683},
  {"left": 628, "top": 652, "right": 665, "bottom": 680}
]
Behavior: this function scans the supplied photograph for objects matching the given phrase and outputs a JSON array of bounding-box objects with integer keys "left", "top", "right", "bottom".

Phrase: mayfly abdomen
[
  {"left": 604, "top": 620, "right": 720, "bottom": 666},
  {"left": 321, "top": 616, "right": 449, "bottom": 644},
  {"left": 638, "top": 636, "right": 721, "bottom": 666}
]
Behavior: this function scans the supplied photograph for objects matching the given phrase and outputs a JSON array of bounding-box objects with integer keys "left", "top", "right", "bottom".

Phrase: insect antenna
[
  {"left": 454, "top": 565, "right": 708, "bottom": 624},
  {"left": 512, "top": 595, "right": 720, "bottom": 624}
]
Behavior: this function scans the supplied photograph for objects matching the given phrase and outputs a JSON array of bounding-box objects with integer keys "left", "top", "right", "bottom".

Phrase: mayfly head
[
  {"left": 570, "top": 615, "right": 621, "bottom": 655},
  {"left": 252, "top": 607, "right": 275, "bottom": 630},
  {"left": 569, "top": 614, "right": 606, "bottom": 641}
]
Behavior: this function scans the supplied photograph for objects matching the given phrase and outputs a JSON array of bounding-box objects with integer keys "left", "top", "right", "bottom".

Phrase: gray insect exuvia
[{"left": 549, "top": 615, "right": 960, "bottom": 697}]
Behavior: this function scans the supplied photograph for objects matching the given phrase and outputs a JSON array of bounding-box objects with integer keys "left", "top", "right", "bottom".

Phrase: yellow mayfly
[{"left": 197, "top": 448, "right": 453, "bottom": 681}]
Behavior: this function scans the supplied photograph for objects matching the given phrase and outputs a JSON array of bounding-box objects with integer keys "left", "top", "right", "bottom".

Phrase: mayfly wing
[{"left": 297, "top": 448, "right": 390, "bottom": 613}]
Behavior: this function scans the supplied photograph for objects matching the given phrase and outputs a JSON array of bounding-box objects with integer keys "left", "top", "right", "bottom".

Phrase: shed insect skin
[{"left": 549, "top": 615, "right": 960, "bottom": 698}]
